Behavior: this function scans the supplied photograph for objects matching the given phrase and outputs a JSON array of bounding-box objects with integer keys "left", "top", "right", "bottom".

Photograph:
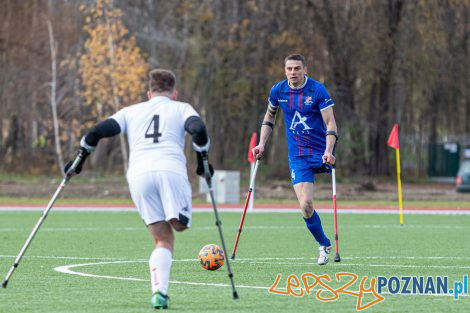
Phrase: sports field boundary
[{"left": 1, "top": 204, "right": 470, "bottom": 215}]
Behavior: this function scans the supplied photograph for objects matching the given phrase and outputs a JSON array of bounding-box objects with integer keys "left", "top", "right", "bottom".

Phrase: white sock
[{"left": 149, "top": 247, "right": 172, "bottom": 295}]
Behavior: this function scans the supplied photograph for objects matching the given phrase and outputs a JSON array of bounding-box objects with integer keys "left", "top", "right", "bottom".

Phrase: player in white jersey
[{"left": 65, "top": 69, "right": 213, "bottom": 309}]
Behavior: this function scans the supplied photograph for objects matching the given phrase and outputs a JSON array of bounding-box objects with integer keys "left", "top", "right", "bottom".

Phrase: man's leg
[
  {"left": 148, "top": 221, "right": 174, "bottom": 299},
  {"left": 148, "top": 220, "right": 187, "bottom": 289},
  {"left": 147, "top": 219, "right": 187, "bottom": 309},
  {"left": 129, "top": 171, "right": 192, "bottom": 308},
  {"left": 293, "top": 182, "right": 331, "bottom": 264}
]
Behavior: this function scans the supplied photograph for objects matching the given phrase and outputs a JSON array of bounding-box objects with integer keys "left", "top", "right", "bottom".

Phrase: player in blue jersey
[{"left": 253, "top": 54, "right": 338, "bottom": 265}]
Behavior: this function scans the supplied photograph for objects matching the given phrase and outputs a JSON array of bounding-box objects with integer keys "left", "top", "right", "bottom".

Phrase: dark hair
[
  {"left": 149, "top": 69, "right": 176, "bottom": 93},
  {"left": 284, "top": 54, "right": 307, "bottom": 67}
]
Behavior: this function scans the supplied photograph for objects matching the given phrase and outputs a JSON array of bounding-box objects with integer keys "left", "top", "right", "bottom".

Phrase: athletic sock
[
  {"left": 303, "top": 210, "right": 331, "bottom": 247},
  {"left": 149, "top": 247, "right": 172, "bottom": 295}
]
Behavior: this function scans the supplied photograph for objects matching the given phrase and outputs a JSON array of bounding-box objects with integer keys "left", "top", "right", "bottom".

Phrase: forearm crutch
[
  {"left": 332, "top": 167, "right": 341, "bottom": 262},
  {"left": 2, "top": 150, "right": 87, "bottom": 288},
  {"left": 201, "top": 153, "right": 239, "bottom": 300},
  {"left": 231, "top": 159, "right": 259, "bottom": 260}
]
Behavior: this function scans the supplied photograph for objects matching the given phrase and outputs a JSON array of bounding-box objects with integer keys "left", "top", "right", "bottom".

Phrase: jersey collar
[
  {"left": 288, "top": 75, "right": 308, "bottom": 90},
  {"left": 150, "top": 95, "right": 171, "bottom": 103}
]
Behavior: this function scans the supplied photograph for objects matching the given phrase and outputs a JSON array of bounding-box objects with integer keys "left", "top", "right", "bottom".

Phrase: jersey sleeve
[
  {"left": 317, "top": 84, "right": 335, "bottom": 111},
  {"left": 267, "top": 84, "right": 280, "bottom": 110},
  {"left": 109, "top": 108, "right": 127, "bottom": 134},
  {"left": 181, "top": 103, "right": 199, "bottom": 121}
]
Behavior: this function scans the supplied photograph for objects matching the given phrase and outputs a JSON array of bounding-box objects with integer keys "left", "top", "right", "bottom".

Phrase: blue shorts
[{"left": 288, "top": 155, "right": 332, "bottom": 185}]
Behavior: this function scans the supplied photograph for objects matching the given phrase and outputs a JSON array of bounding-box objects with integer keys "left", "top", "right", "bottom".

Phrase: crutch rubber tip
[
  {"left": 2, "top": 280, "right": 8, "bottom": 288},
  {"left": 334, "top": 253, "right": 341, "bottom": 262},
  {"left": 233, "top": 291, "right": 239, "bottom": 300}
]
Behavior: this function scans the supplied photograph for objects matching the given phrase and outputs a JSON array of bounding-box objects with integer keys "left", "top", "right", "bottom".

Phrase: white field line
[
  {"left": 230, "top": 261, "right": 470, "bottom": 270},
  {"left": 0, "top": 227, "right": 144, "bottom": 232},
  {"left": 54, "top": 261, "right": 266, "bottom": 289},
  {"left": 52, "top": 260, "right": 470, "bottom": 298},
  {"left": 0, "top": 254, "right": 466, "bottom": 297},
  {"left": 1, "top": 206, "right": 470, "bottom": 215},
  {"left": 1, "top": 224, "right": 469, "bottom": 232},
  {"left": 0, "top": 255, "right": 146, "bottom": 261},
  {"left": 3, "top": 255, "right": 470, "bottom": 261}
]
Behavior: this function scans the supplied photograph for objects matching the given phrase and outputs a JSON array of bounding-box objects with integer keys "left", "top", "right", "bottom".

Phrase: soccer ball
[{"left": 198, "top": 244, "right": 225, "bottom": 271}]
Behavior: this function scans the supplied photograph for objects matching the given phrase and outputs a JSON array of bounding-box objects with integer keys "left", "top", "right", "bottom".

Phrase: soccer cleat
[
  {"left": 151, "top": 291, "right": 169, "bottom": 309},
  {"left": 317, "top": 246, "right": 331, "bottom": 265}
]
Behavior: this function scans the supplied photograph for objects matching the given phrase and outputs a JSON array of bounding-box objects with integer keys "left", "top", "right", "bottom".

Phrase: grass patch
[
  {"left": 0, "top": 196, "right": 468, "bottom": 209},
  {"left": 0, "top": 211, "right": 468, "bottom": 312}
]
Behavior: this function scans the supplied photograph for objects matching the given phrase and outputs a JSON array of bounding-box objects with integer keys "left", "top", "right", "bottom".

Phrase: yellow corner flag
[{"left": 387, "top": 123, "right": 404, "bottom": 226}]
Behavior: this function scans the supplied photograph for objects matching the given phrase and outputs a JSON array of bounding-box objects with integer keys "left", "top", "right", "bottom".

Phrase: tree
[
  {"left": 79, "top": 0, "right": 148, "bottom": 172},
  {"left": 46, "top": 17, "right": 65, "bottom": 176}
]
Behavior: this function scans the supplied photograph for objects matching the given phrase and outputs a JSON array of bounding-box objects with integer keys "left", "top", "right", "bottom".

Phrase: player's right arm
[
  {"left": 253, "top": 110, "right": 276, "bottom": 159},
  {"left": 253, "top": 86, "right": 279, "bottom": 159},
  {"left": 64, "top": 118, "right": 122, "bottom": 175},
  {"left": 82, "top": 118, "right": 122, "bottom": 149}
]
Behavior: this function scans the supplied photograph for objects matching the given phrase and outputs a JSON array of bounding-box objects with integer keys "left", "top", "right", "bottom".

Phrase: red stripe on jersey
[
  {"left": 305, "top": 134, "right": 313, "bottom": 155},
  {"left": 296, "top": 135, "right": 302, "bottom": 156},
  {"left": 289, "top": 89, "right": 293, "bottom": 110},
  {"left": 299, "top": 92, "right": 303, "bottom": 110}
]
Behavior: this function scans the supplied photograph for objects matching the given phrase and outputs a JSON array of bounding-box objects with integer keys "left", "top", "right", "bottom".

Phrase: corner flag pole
[
  {"left": 396, "top": 148, "right": 404, "bottom": 226},
  {"left": 387, "top": 123, "right": 404, "bottom": 226}
]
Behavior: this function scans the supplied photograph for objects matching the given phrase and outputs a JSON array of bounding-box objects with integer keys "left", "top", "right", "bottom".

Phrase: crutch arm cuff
[
  {"left": 262, "top": 121, "right": 274, "bottom": 129},
  {"left": 326, "top": 130, "right": 338, "bottom": 142}
]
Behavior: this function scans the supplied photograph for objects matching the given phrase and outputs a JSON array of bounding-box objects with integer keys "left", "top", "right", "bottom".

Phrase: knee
[
  {"left": 156, "top": 242, "right": 173, "bottom": 251},
  {"left": 300, "top": 198, "right": 314, "bottom": 217}
]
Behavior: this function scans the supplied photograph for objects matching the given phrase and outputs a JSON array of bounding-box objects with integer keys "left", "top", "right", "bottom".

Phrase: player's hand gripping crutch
[
  {"left": 332, "top": 167, "right": 341, "bottom": 262},
  {"left": 231, "top": 159, "right": 259, "bottom": 260},
  {"left": 201, "top": 152, "right": 239, "bottom": 300},
  {"left": 2, "top": 148, "right": 89, "bottom": 288}
]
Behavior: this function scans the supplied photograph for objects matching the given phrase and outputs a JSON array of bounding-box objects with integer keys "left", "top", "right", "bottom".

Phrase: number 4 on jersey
[{"left": 145, "top": 115, "right": 162, "bottom": 143}]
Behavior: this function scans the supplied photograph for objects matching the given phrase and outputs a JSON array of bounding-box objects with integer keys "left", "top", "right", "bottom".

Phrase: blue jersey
[{"left": 268, "top": 76, "right": 334, "bottom": 157}]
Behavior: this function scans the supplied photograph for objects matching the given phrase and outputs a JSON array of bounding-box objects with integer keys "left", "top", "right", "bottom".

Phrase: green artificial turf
[
  {"left": 1, "top": 196, "right": 470, "bottom": 209},
  {"left": 0, "top": 211, "right": 469, "bottom": 312}
]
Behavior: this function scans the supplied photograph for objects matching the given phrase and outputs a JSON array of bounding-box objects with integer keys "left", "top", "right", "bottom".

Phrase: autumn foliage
[{"left": 79, "top": 0, "right": 148, "bottom": 120}]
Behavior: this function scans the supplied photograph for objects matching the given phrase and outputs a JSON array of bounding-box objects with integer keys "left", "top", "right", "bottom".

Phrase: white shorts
[{"left": 128, "top": 171, "right": 192, "bottom": 227}]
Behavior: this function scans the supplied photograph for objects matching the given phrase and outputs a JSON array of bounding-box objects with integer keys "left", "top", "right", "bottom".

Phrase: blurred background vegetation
[{"left": 1, "top": 0, "right": 469, "bottom": 182}]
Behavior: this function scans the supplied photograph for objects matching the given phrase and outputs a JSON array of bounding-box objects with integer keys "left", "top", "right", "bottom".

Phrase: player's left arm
[
  {"left": 321, "top": 107, "right": 338, "bottom": 165},
  {"left": 185, "top": 115, "right": 214, "bottom": 177}
]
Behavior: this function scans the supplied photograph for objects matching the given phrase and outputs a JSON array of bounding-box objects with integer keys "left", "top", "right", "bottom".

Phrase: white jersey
[{"left": 110, "top": 96, "right": 199, "bottom": 180}]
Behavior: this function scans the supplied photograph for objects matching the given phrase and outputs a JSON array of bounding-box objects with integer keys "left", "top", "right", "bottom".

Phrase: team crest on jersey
[
  {"left": 304, "top": 96, "right": 313, "bottom": 105},
  {"left": 291, "top": 169, "right": 295, "bottom": 180},
  {"left": 289, "top": 111, "right": 312, "bottom": 131}
]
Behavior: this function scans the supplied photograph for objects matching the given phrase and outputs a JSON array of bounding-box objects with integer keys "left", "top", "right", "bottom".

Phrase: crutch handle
[{"left": 201, "top": 152, "right": 212, "bottom": 186}]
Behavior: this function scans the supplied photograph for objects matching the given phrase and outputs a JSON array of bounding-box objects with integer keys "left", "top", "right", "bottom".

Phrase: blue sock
[{"left": 304, "top": 210, "right": 331, "bottom": 247}]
